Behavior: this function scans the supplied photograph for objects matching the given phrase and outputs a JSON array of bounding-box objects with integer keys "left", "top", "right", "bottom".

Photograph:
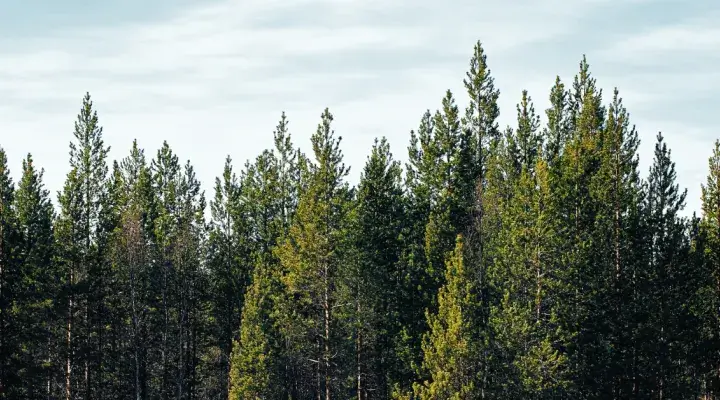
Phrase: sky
[{"left": 0, "top": 0, "right": 718, "bottom": 216}]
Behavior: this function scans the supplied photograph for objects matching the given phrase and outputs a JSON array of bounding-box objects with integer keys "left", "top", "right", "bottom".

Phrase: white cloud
[
  {"left": 0, "top": 0, "right": 706, "bottom": 215},
  {"left": 601, "top": 19, "right": 720, "bottom": 62}
]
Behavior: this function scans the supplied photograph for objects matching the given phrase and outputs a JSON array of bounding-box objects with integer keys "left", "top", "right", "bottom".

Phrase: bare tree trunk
[
  {"left": 316, "top": 338, "right": 321, "bottom": 400},
  {"left": 357, "top": 301, "right": 363, "bottom": 400},
  {"left": 324, "top": 260, "right": 331, "bottom": 400},
  {"left": 85, "top": 301, "right": 90, "bottom": 400},
  {"left": 0, "top": 204, "right": 4, "bottom": 397},
  {"left": 66, "top": 292, "right": 73, "bottom": 400}
]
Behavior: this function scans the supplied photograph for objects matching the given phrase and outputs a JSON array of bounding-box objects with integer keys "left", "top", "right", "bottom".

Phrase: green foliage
[
  {"left": 412, "top": 235, "right": 482, "bottom": 399},
  {"left": 275, "top": 108, "right": 354, "bottom": 398},
  {"left": 229, "top": 263, "right": 282, "bottom": 399},
  {"left": 2, "top": 41, "right": 720, "bottom": 400},
  {"left": 352, "top": 137, "right": 405, "bottom": 397}
]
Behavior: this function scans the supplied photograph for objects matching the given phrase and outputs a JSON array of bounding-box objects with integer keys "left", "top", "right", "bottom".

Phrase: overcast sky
[{"left": 1, "top": 0, "right": 717, "bottom": 215}]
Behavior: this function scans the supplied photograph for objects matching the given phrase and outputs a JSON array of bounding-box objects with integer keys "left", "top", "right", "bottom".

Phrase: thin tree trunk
[
  {"left": 357, "top": 300, "right": 363, "bottom": 400},
  {"left": 324, "top": 264, "right": 331, "bottom": 400},
  {"left": 0, "top": 203, "right": 4, "bottom": 396},
  {"left": 85, "top": 301, "right": 90, "bottom": 400},
  {"left": 66, "top": 292, "right": 73, "bottom": 400}
]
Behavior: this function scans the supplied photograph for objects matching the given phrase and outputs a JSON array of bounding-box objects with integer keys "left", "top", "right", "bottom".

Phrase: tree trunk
[
  {"left": 324, "top": 265, "right": 331, "bottom": 400},
  {"left": 66, "top": 292, "right": 73, "bottom": 400},
  {"left": 356, "top": 301, "right": 363, "bottom": 400}
]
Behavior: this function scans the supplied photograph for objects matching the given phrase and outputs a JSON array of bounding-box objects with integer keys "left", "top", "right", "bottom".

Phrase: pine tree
[
  {"left": 641, "top": 132, "right": 693, "bottom": 398},
  {"left": 461, "top": 41, "right": 501, "bottom": 396},
  {"left": 55, "top": 92, "right": 112, "bottom": 400},
  {"left": 489, "top": 157, "right": 571, "bottom": 398},
  {"left": 228, "top": 261, "right": 284, "bottom": 399},
  {"left": 206, "top": 156, "right": 250, "bottom": 399},
  {"left": 553, "top": 57, "right": 607, "bottom": 398},
  {"left": 396, "top": 110, "right": 436, "bottom": 387},
  {"left": 591, "top": 88, "right": 642, "bottom": 398},
  {"left": 352, "top": 137, "right": 405, "bottom": 398},
  {"left": 0, "top": 147, "right": 19, "bottom": 398},
  {"left": 110, "top": 141, "right": 157, "bottom": 399},
  {"left": 276, "top": 108, "right": 353, "bottom": 399},
  {"left": 410, "top": 235, "right": 482, "bottom": 399},
  {"left": 12, "top": 154, "right": 57, "bottom": 398},
  {"left": 700, "top": 139, "right": 720, "bottom": 397},
  {"left": 506, "top": 90, "right": 542, "bottom": 176},
  {"left": 149, "top": 142, "right": 207, "bottom": 398},
  {"left": 425, "top": 90, "right": 463, "bottom": 294},
  {"left": 543, "top": 77, "right": 570, "bottom": 167}
]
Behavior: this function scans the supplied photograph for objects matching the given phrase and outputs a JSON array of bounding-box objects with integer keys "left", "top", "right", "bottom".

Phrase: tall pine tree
[{"left": 276, "top": 108, "right": 353, "bottom": 399}]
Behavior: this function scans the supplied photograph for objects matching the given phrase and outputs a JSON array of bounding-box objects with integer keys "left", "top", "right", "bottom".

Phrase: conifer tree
[
  {"left": 699, "top": 139, "right": 720, "bottom": 397},
  {"left": 460, "top": 42, "right": 501, "bottom": 395},
  {"left": 110, "top": 141, "right": 157, "bottom": 399},
  {"left": 12, "top": 154, "right": 57, "bottom": 398},
  {"left": 397, "top": 111, "right": 436, "bottom": 383},
  {"left": 543, "top": 77, "right": 570, "bottom": 167},
  {"left": 640, "top": 132, "right": 694, "bottom": 397},
  {"left": 462, "top": 38, "right": 500, "bottom": 255},
  {"left": 409, "top": 235, "right": 482, "bottom": 399},
  {"left": 149, "top": 142, "right": 207, "bottom": 398},
  {"left": 489, "top": 157, "right": 571, "bottom": 398},
  {"left": 553, "top": 58, "right": 607, "bottom": 398},
  {"left": 352, "top": 137, "right": 405, "bottom": 398},
  {"left": 591, "top": 88, "right": 642, "bottom": 398},
  {"left": 425, "top": 90, "right": 464, "bottom": 292},
  {"left": 206, "top": 156, "right": 249, "bottom": 398},
  {"left": 507, "top": 90, "right": 542, "bottom": 175},
  {"left": 276, "top": 108, "right": 353, "bottom": 399},
  {"left": 228, "top": 261, "right": 284, "bottom": 399},
  {"left": 0, "top": 147, "right": 18, "bottom": 398},
  {"left": 55, "top": 92, "right": 112, "bottom": 400}
]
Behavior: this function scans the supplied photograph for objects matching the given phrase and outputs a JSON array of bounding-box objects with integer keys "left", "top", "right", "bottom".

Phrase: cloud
[
  {"left": 607, "top": 25, "right": 720, "bottom": 60},
  {"left": 0, "top": 0, "right": 708, "bottom": 216}
]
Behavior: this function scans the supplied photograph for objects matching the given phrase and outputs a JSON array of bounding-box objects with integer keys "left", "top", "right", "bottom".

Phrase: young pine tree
[
  {"left": 408, "top": 235, "right": 482, "bottom": 399},
  {"left": 228, "top": 261, "right": 284, "bottom": 399}
]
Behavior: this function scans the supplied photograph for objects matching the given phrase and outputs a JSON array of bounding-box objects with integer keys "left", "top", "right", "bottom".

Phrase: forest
[{"left": 1, "top": 40, "right": 720, "bottom": 400}]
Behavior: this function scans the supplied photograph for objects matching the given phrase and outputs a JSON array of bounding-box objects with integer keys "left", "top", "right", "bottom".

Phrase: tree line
[{"left": 1, "top": 40, "right": 720, "bottom": 399}]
